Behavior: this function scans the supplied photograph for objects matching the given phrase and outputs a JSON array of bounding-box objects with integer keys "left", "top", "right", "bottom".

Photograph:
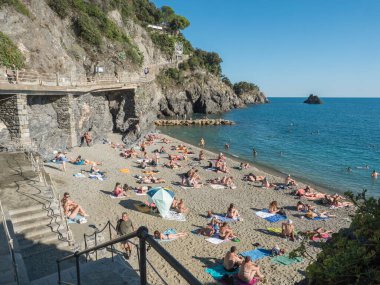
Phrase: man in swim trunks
[
  {"left": 119, "top": 212, "right": 135, "bottom": 258},
  {"left": 282, "top": 219, "right": 295, "bottom": 241},
  {"left": 238, "top": 256, "right": 264, "bottom": 283},
  {"left": 224, "top": 246, "right": 243, "bottom": 271}
]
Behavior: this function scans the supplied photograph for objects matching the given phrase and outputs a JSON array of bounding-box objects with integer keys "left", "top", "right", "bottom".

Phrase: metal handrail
[
  {"left": 57, "top": 226, "right": 201, "bottom": 285},
  {"left": 0, "top": 199, "right": 19, "bottom": 285}
]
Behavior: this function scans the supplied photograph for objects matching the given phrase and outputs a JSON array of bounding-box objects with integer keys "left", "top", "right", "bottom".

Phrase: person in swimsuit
[
  {"left": 226, "top": 203, "right": 240, "bottom": 220},
  {"left": 223, "top": 246, "right": 243, "bottom": 271},
  {"left": 153, "top": 230, "right": 187, "bottom": 240},
  {"left": 61, "top": 192, "right": 89, "bottom": 219},
  {"left": 238, "top": 256, "right": 264, "bottom": 283},
  {"left": 219, "top": 222, "right": 237, "bottom": 240},
  {"left": 371, "top": 170, "right": 378, "bottom": 178}
]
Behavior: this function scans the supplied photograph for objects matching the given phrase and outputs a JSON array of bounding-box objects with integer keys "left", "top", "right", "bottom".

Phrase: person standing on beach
[
  {"left": 199, "top": 138, "right": 205, "bottom": 148},
  {"left": 117, "top": 212, "right": 135, "bottom": 259}
]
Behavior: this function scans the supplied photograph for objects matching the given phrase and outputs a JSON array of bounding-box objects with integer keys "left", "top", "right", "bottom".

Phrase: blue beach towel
[
  {"left": 67, "top": 214, "right": 85, "bottom": 224},
  {"left": 205, "top": 264, "right": 238, "bottom": 280},
  {"left": 265, "top": 215, "right": 287, "bottom": 223},
  {"left": 209, "top": 214, "right": 238, "bottom": 223},
  {"left": 240, "top": 248, "right": 271, "bottom": 261}
]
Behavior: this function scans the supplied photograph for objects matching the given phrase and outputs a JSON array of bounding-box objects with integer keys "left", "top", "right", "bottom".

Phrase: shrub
[
  {"left": 150, "top": 32, "right": 175, "bottom": 57},
  {"left": 47, "top": 0, "right": 70, "bottom": 19},
  {"left": 157, "top": 67, "right": 184, "bottom": 86},
  {"left": 73, "top": 13, "right": 103, "bottom": 46},
  {"left": 233, "top": 81, "right": 259, "bottom": 96},
  {"left": 0, "top": 31, "right": 25, "bottom": 68},
  {"left": 221, "top": 75, "right": 233, "bottom": 88}
]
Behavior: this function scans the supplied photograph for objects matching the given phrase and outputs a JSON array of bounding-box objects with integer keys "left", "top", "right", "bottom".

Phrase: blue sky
[{"left": 152, "top": 0, "right": 380, "bottom": 97}]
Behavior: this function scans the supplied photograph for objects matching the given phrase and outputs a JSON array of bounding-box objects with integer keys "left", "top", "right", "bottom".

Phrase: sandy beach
[{"left": 45, "top": 133, "right": 355, "bottom": 285}]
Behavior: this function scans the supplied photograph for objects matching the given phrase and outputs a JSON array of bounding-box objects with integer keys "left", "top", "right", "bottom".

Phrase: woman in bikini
[
  {"left": 226, "top": 204, "right": 240, "bottom": 220},
  {"left": 219, "top": 222, "right": 237, "bottom": 240},
  {"left": 61, "top": 193, "right": 89, "bottom": 219},
  {"left": 269, "top": 201, "right": 280, "bottom": 214}
]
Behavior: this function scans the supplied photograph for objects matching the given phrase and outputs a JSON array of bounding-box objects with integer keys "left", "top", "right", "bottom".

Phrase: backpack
[{"left": 116, "top": 219, "right": 123, "bottom": 235}]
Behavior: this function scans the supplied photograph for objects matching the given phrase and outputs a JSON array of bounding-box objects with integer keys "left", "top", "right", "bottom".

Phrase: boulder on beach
[{"left": 304, "top": 94, "right": 323, "bottom": 104}]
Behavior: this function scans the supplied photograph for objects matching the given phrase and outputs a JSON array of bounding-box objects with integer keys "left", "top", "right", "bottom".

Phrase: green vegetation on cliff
[
  {"left": 0, "top": 31, "right": 25, "bottom": 68},
  {"left": 233, "top": 81, "right": 259, "bottom": 96},
  {"left": 0, "top": 0, "right": 30, "bottom": 17},
  {"left": 293, "top": 190, "right": 380, "bottom": 284},
  {"left": 47, "top": 0, "right": 143, "bottom": 66}
]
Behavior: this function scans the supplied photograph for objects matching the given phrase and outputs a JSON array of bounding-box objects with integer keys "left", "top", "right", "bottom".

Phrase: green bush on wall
[{"left": 0, "top": 31, "right": 25, "bottom": 69}]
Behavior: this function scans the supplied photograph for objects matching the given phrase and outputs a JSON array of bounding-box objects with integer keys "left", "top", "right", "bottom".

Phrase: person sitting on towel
[
  {"left": 226, "top": 203, "right": 241, "bottom": 220},
  {"left": 113, "top": 182, "right": 128, "bottom": 197},
  {"left": 219, "top": 222, "right": 237, "bottom": 240},
  {"left": 238, "top": 256, "right": 265, "bottom": 283},
  {"left": 224, "top": 246, "right": 243, "bottom": 272},
  {"left": 61, "top": 192, "right": 89, "bottom": 219},
  {"left": 285, "top": 174, "right": 297, "bottom": 186},
  {"left": 282, "top": 219, "right": 295, "bottom": 241},
  {"left": 176, "top": 199, "right": 188, "bottom": 213},
  {"left": 153, "top": 230, "right": 187, "bottom": 240}
]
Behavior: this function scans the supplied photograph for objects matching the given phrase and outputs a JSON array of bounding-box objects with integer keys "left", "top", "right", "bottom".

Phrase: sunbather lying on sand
[
  {"left": 196, "top": 217, "right": 222, "bottom": 236},
  {"left": 207, "top": 176, "right": 235, "bottom": 188},
  {"left": 122, "top": 148, "right": 138, "bottom": 159},
  {"left": 161, "top": 138, "right": 171, "bottom": 144},
  {"left": 305, "top": 209, "right": 336, "bottom": 219},
  {"left": 153, "top": 230, "right": 187, "bottom": 240},
  {"left": 239, "top": 162, "right": 250, "bottom": 170},
  {"left": 295, "top": 185, "right": 313, "bottom": 197},
  {"left": 296, "top": 201, "right": 315, "bottom": 212},
  {"left": 182, "top": 168, "right": 202, "bottom": 188},
  {"left": 164, "top": 159, "right": 181, "bottom": 169},
  {"left": 303, "top": 227, "right": 333, "bottom": 240},
  {"left": 61, "top": 192, "right": 89, "bottom": 219},
  {"left": 90, "top": 164, "right": 104, "bottom": 175},
  {"left": 243, "top": 173, "right": 265, "bottom": 182},
  {"left": 139, "top": 175, "right": 165, "bottom": 184}
]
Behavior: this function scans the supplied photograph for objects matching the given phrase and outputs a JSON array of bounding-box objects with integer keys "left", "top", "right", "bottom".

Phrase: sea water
[{"left": 158, "top": 98, "right": 380, "bottom": 197}]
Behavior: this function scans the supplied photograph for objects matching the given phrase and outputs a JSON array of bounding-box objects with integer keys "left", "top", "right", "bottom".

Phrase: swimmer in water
[
  {"left": 347, "top": 167, "right": 352, "bottom": 172},
  {"left": 371, "top": 170, "right": 378, "bottom": 178},
  {"left": 252, "top": 148, "right": 257, "bottom": 157},
  {"left": 225, "top": 143, "right": 230, "bottom": 150}
]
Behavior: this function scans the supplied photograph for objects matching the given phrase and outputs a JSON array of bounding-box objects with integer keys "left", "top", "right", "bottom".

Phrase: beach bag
[{"left": 116, "top": 219, "right": 123, "bottom": 235}]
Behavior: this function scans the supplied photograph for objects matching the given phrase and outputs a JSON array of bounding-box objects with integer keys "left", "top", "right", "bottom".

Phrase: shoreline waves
[{"left": 45, "top": 132, "right": 355, "bottom": 284}]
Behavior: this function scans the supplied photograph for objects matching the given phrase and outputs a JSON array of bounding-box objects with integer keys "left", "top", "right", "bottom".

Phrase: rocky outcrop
[
  {"left": 158, "top": 73, "right": 242, "bottom": 117},
  {"left": 238, "top": 90, "right": 269, "bottom": 105},
  {"left": 304, "top": 94, "right": 322, "bottom": 104}
]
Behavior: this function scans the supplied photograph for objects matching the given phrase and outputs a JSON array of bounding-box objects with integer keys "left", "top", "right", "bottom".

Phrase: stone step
[
  {"left": 13, "top": 215, "right": 62, "bottom": 233},
  {"left": 18, "top": 231, "right": 67, "bottom": 250},
  {"left": 18, "top": 224, "right": 65, "bottom": 241},
  {"left": 8, "top": 204, "right": 46, "bottom": 216},
  {"left": 21, "top": 239, "right": 70, "bottom": 258},
  {"left": 11, "top": 208, "right": 59, "bottom": 224}
]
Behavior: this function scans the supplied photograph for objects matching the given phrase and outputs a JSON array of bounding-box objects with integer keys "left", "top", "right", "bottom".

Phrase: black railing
[{"left": 57, "top": 226, "right": 201, "bottom": 285}]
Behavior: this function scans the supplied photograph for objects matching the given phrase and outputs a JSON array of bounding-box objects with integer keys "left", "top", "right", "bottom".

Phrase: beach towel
[
  {"left": 134, "top": 192, "right": 147, "bottom": 196},
  {"left": 89, "top": 174, "right": 105, "bottom": 181},
  {"left": 205, "top": 264, "right": 237, "bottom": 280},
  {"left": 206, "top": 167, "right": 217, "bottom": 171},
  {"left": 119, "top": 168, "right": 130, "bottom": 173},
  {"left": 271, "top": 255, "right": 303, "bottom": 265},
  {"left": 163, "top": 211, "right": 186, "bottom": 222},
  {"left": 240, "top": 248, "right": 271, "bottom": 261},
  {"left": 311, "top": 234, "right": 331, "bottom": 242},
  {"left": 267, "top": 227, "right": 282, "bottom": 234},
  {"left": 210, "top": 184, "right": 226, "bottom": 189},
  {"left": 180, "top": 186, "right": 194, "bottom": 190},
  {"left": 205, "top": 237, "right": 227, "bottom": 245},
  {"left": 67, "top": 214, "right": 87, "bottom": 224},
  {"left": 210, "top": 214, "right": 238, "bottom": 223},
  {"left": 255, "top": 209, "right": 287, "bottom": 223},
  {"left": 73, "top": 173, "right": 86, "bottom": 178}
]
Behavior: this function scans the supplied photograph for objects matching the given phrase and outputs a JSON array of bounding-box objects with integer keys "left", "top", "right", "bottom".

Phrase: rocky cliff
[
  {"left": 304, "top": 94, "right": 322, "bottom": 104},
  {"left": 0, "top": 0, "right": 268, "bottom": 155}
]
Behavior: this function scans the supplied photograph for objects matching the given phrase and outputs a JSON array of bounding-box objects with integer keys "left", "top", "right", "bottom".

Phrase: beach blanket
[
  {"left": 240, "top": 248, "right": 271, "bottom": 261},
  {"left": 163, "top": 211, "right": 186, "bottom": 222},
  {"left": 271, "top": 255, "right": 303, "bottom": 265},
  {"left": 180, "top": 186, "right": 194, "bottom": 190},
  {"left": 206, "top": 167, "right": 218, "bottom": 171},
  {"left": 210, "top": 214, "right": 238, "bottom": 223},
  {"left": 134, "top": 192, "right": 147, "bottom": 196},
  {"left": 205, "top": 237, "right": 227, "bottom": 245},
  {"left": 73, "top": 173, "right": 86, "bottom": 178},
  {"left": 255, "top": 209, "right": 287, "bottom": 223},
  {"left": 119, "top": 168, "right": 130, "bottom": 173},
  {"left": 311, "top": 234, "right": 331, "bottom": 242},
  {"left": 210, "top": 184, "right": 226, "bottom": 189},
  {"left": 205, "top": 264, "right": 237, "bottom": 280},
  {"left": 89, "top": 174, "right": 105, "bottom": 181},
  {"left": 67, "top": 214, "right": 87, "bottom": 224}
]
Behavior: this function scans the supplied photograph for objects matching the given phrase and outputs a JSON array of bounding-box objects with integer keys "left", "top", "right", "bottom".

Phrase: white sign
[
  {"left": 95, "top": 66, "right": 104, "bottom": 73},
  {"left": 175, "top": 42, "right": 183, "bottom": 55}
]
